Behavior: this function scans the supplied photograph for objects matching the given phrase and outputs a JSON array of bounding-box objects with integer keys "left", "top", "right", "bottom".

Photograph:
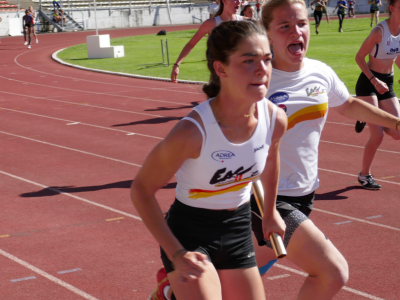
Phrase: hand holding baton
[{"left": 252, "top": 180, "right": 287, "bottom": 259}]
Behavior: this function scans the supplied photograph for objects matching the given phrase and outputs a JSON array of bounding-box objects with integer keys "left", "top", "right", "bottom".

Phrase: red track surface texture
[{"left": 0, "top": 25, "right": 399, "bottom": 300}]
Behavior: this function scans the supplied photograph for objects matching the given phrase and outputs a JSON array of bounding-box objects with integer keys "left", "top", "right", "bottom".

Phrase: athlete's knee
[{"left": 323, "top": 256, "right": 349, "bottom": 289}]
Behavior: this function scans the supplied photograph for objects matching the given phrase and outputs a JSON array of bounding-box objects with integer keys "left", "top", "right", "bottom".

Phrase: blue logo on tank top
[
  {"left": 212, "top": 150, "right": 235, "bottom": 162},
  {"left": 269, "top": 92, "right": 289, "bottom": 104}
]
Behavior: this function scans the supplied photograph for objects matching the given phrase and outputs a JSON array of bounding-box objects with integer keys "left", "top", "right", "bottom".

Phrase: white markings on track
[
  {"left": 0, "top": 130, "right": 142, "bottom": 167},
  {"left": 334, "top": 220, "right": 353, "bottom": 225},
  {"left": 366, "top": 215, "right": 383, "bottom": 219},
  {"left": 0, "top": 107, "right": 162, "bottom": 139},
  {"left": 321, "top": 140, "right": 400, "bottom": 154},
  {"left": 318, "top": 167, "right": 400, "bottom": 186},
  {"left": 314, "top": 208, "right": 400, "bottom": 231},
  {"left": 11, "top": 276, "right": 36, "bottom": 282},
  {"left": 58, "top": 268, "right": 82, "bottom": 274},
  {"left": 0, "top": 90, "right": 166, "bottom": 118},
  {"left": 0, "top": 75, "right": 192, "bottom": 106},
  {"left": 0, "top": 249, "right": 99, "bottom": 300},
  {"left": 266, "top": 274, "right": 290, "bottom": 280},
  {"left": 14, "top": 51, "right": 203, "bottom": 95},
  {"left": 275, "top": 264, "right": 386, "bottom": 300},
  {"left": 67, "top": 122, "right": 80, "bottom": 125},
  {"left": 0, "top": 170, "right": 142, "bottom": 221}
]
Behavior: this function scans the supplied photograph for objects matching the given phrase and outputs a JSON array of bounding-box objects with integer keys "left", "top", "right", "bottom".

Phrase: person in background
[
  {"left": 369, "top": 0, "right": 382, "bottom": 27},
  {"left": 170, "top": 0, "right": 247, "bottom": 83},
  {"left": 22, "top": 9, "right": 33, "bottom": 49},
  {"left": 28, "top": 6, "right": 38, "bottom": 43},
  {"left": 209, "top": 0, "right": 220, "bottom": 18},
  {"left": 256, "top": 0, "right": 262, "bottom": 20},
  {"left": 310, "top": 0, "right": 327, "bottom": 34},
  {"left": 348, "top": 0, "right": 356, "bottom": 18},
  {"left": 354, "top": 0, "right": 400, "bottom": 190},
  {"left": 333, "top": 0, "right": 348, "bottom": 32},
  {"left": 241, "top": 5, "right": 256, "bottom": 19}
]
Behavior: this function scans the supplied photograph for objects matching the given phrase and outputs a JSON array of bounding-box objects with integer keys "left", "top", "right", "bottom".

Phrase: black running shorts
[
  {"left": 356, "top": 70, "right": 396, "bottom": 101},
  {"left": 161, "top": 199, "right": 257, "bottom": 273},
  {"left": 251, "top": 193, "right": 313, "bottom": 247},
  {"left": 314, "top": 10, "right": 323, "bottom": 25}
]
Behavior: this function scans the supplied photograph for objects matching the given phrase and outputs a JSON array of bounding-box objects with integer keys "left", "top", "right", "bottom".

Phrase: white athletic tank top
[
  {"left": 370, "top": 20, "right": 400, "bottom": 59},
  {"left": 175, "top": 98, "right": 277, "bottom": 210},
  {"left": 214, "top": 15, "right": 243, "bottom": 26}
]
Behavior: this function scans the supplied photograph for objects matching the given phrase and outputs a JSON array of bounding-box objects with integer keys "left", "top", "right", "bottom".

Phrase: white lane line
[
  {"left": 0, "top": 170, "right": 142, "bottom": 221},
  {"left": 0, "top": 249, "right": 99, "bottom": 300},
  {"left": 266, "top": 274, "right": 290, "bottom": 280},
  {"left": 318, "top": 168, "right": 400, "bottom": 186},
  {"left": 366, "top": 215, "right": 383, "bottom": 219},
  {"left": 334, "top": 221, "right": 353, "bottom": 225},
  {"left": 11, "top": 276, "right": 36, "bottom": 282},
  {"left": 12, "top": 48, "right": 203, "bottom": 95},
  {"left": 0, "top": 130, "right": 142, "bottom": 167},
  {"left": 275, "top": 264, "right": 386, "bottom": 300},
  {"left": 0, "top": 75, "right": 192, "bottom": 106},
  {"left": 58, "top": 268, "right": 82, "bottom": 274},
  {"left": 0, "top": 107, "right": 162, "bottom": 140},
  {"left": 321, "top": 140, "right": 400, "bottom": 155},
  {"left": 0, "top": 90, "right": 165, "bottom": 118},
  {"left": 314, "top": 208, "right": 400, "bottom": 232},
  {"left": 67, "top": 122, "right": 80, "bottom": 125}
]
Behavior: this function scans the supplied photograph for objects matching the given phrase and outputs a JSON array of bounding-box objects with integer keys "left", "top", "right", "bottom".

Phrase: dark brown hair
[{"left": 202, "top": 20, "right": 268, "bottom": 98}]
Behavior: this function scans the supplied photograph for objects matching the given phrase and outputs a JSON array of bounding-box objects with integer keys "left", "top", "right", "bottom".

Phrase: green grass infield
[{"left": 58, "top": 17, "right": 399, "bottom": 95}]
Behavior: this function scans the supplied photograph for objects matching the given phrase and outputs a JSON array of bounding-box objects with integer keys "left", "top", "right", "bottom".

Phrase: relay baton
[{"left": 252, "top": 180, "right": 287, "bottom": 259}]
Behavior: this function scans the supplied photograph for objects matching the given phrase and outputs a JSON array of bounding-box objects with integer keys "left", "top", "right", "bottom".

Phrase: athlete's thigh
[
  {"left": 357, "top": 95, "right": 379, "bottom": 107},
  {"left": 218, "top": 267, "right": 266, "bottom": 300},
  {"left": 168, "top": 263, "right": 222, "bottom": 300},
  {"left": 286, "top": 219, "right": 348, "bottom": 276},
  {"left": 379, "top": 97, "right": 400, "bottom": 138},
  {"left": 379, "top": 97, "right": 400, "bottom": 117}
]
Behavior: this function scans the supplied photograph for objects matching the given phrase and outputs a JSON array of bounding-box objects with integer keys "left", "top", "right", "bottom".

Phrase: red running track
[{"left": 0, "top": 25, "right": 399, "bottom": 300}]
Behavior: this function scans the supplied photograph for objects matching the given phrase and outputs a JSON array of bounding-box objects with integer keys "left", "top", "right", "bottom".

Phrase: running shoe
[
  {"left": 355, "top": 121, "right": 366, "bottom": 133},
  {"left": 370, "top": 23, "right": 373, "bottom": 27},
  {"left": 24, "top": 41, "right": 28, "bottom": 45},
  {"left": 148, "top": 267, "right": 170, "bottom": 300},
  {"left": 339, "top": 28, "right": 343, "bottom": 32},
  {"left": 358, "top": 172, "right": 382, "bottom": 190},
  {"left": 28, "top": 45, "right": 31, "bottom": 49},
  {"left": 36, "top": 39, "right": 38, "bottom": 43}
]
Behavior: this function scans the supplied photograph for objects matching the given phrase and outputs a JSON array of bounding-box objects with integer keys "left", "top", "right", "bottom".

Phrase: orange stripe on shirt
[
  {"left": 287, "top": 103, "right": 328, "bottom": 130},
  {"left": 189, "top": 182, "right": 249, "bottom": 200}
]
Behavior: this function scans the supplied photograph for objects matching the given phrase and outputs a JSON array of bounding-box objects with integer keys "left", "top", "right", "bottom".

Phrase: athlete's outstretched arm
[
  {"left": 334, "top": 96, "right": 399, "bottom": 129},
  {"left": 259, "top": 103, "right": 287, "bottom": 240},
  {"left": 130, "top": 116, "right": 208, "bottom": 281},
  {"left": 171, "top": 19, "right": 215, "bottom": 83}
]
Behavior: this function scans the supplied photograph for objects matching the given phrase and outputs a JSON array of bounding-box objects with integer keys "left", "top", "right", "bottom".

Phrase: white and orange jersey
[
  {"left": 175, "top": 98, "right": 277, "bottom": 210},
  {"left": 267, "top": 58, "right": 349, "bottom": 197}
]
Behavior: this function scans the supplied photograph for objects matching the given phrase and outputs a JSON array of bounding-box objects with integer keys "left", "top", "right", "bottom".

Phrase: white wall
[{"left": 0, "top": 11, "right": 23, "bottom": 36}]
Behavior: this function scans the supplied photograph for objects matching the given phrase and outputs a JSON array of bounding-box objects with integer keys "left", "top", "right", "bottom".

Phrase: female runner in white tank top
[
  {"left": 170, "top": 0, "right": 246, "bottom": 83},
  {"left": 132, "top": 21, "right": 287, "bottom": 300},
  {"left": 354, "top": 0, "right": 400, "bottom": 190}
]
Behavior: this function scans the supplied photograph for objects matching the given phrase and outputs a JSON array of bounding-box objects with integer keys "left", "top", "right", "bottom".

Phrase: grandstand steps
[{"left": 38, "top": 9, "right": 84, "bottom": 32}]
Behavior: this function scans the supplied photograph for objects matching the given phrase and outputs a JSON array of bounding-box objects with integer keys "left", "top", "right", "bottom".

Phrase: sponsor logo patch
[
  {"left": 211, "top": 150, "right": 235, "bottom": 162},
  {"left": 269, "top": 92, "right": 289, "bottom": 104}
]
